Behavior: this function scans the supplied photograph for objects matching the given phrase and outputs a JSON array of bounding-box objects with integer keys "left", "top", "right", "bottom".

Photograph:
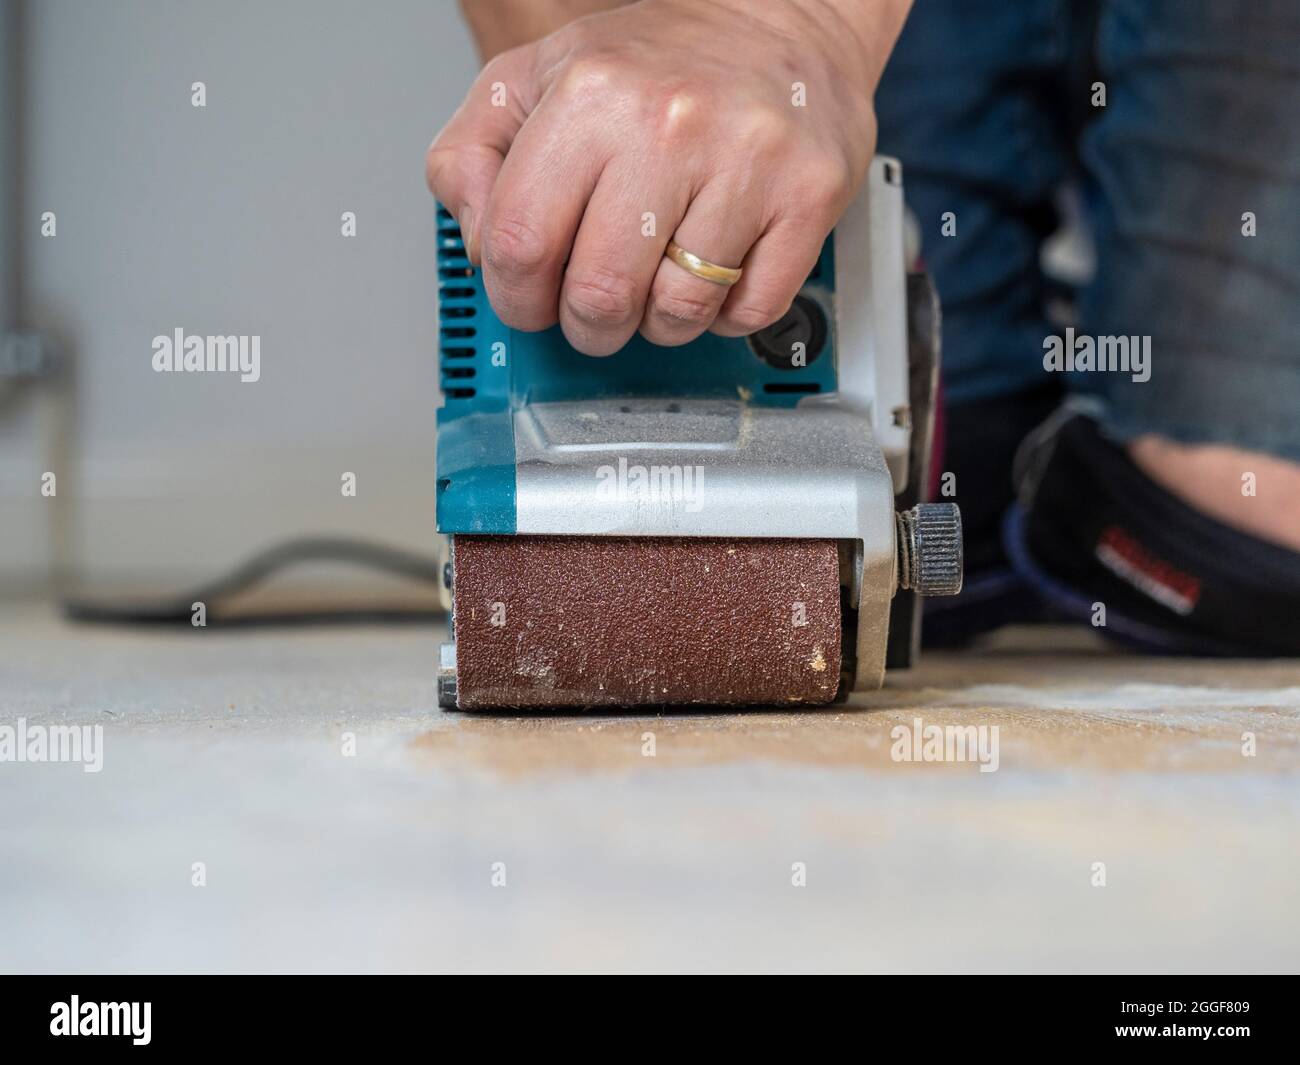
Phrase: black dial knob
[{"left": 747, "top": 294, "right": 827, "bottom": 370}]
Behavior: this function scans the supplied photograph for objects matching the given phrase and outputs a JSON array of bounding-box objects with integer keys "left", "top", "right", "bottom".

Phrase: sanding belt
[{"left": 452, "top": 536, "right": 843, "bottom": 709}]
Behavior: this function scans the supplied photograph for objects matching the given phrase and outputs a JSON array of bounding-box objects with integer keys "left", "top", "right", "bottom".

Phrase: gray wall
[
  {"left": 1, "top": 1, "right": 16, "bottom": 329},
  {"left": 4, "top": 0, "right": 478, "bottom": 591}
]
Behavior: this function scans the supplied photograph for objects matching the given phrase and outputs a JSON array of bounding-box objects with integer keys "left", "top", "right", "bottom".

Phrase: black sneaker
[{"left": 1005, "top": 413, "right": 1300, "bottom": 656}]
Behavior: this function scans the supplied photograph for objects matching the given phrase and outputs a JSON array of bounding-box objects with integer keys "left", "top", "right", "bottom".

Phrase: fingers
[
  {"left": 710, "top": 216, "right": 831, "bottom": 338},
  {"left": 638, "top": 183, "right": 767, "bottom": 347},
  {"left": 424, "top": 53, "right": 529, "bottom": 264},
  {"left": 557, "top": 164, "right": 691, "bottom": 357},
  {"left": 476, "top": 96, "right": 609, "bottom": 333},
  {"left": 429, "top": 46, "right": 848, "bottom": 350}
]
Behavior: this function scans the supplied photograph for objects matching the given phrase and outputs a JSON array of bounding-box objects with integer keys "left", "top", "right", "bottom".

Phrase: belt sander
[{"left": 435, "top": 157, "right": 962, "bottom": 710}]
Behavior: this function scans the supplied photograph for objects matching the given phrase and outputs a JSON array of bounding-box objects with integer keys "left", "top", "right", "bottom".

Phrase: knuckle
[
  {"left": 564, "top": 266, "right": 640, "bottom": 325},
  {"left": 797, "top": 151, "right": 856, "bottom": 214},
  {"left": 424, "top": 145, "right": 448, "bottom": 196},
  {"left": 649, "top": 286, "right": 720, "bottom": 329},
  {"left": 483, "top": 214, "right": 552, "bottom": 275},
  {"left": 555, "top": 56, "right": 621, "bottom": 103},
  {"left": 423, "top": 143, "right": 475, "bottom": 199},
  {"left": 650, "top": 87, "right": 709, "bottom": 143},
  {"left": 736, "top": 105, "right": 794, "bottom": 154}
]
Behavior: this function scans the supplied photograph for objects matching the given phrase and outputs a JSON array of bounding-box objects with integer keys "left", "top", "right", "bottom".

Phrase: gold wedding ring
[{"left": 664, "top": 240, "right": 743, "bottom": 287}]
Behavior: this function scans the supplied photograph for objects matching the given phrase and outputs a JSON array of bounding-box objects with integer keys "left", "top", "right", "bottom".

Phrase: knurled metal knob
[{"left": 896, "top": 503, "right": 963, "bottom": 596}]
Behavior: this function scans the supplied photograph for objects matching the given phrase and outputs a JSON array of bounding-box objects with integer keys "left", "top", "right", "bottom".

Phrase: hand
[{"left": 427, "top": 0, "right": 907, "bottom": 356}]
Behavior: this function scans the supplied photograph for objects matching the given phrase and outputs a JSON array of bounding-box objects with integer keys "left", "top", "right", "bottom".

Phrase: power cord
[{"left": 61, "top": 536, "right": 448, "bottom": 628}]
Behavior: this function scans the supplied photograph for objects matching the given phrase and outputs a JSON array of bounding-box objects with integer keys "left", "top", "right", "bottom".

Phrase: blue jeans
[{"left": 876, "top": 0, "right": 1300, "bottom": 461}]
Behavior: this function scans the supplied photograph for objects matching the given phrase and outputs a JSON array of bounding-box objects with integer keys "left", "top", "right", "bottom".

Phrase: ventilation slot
[{"left": 436, "top": 204, "right": 483, "bottom": 404}]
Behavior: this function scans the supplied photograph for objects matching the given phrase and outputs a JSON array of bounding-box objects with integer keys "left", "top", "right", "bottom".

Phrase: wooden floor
[{"left": 1, "top": 603, "right": 1297, "bottom": 973}]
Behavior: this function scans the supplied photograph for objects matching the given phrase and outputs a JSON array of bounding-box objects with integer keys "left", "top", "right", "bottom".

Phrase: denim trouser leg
[
  {"left": 877, "top": 0, "right": 1300, "bottom": 461},
  {"left": 875, "top": 0, "right": 1091, "bottom": 405},
  {"left": 1077, "top": 0, "right": 1300, "bottom": 461}
]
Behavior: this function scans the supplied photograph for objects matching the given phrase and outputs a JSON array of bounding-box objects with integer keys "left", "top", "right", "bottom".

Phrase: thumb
[{"left": 425, "top": 55, "right": 531, "bottom": 264}]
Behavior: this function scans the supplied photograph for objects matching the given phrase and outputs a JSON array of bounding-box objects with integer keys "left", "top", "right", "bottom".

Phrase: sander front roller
[{"left": 434, "top": 158, "right": 962, "bottom": 710}]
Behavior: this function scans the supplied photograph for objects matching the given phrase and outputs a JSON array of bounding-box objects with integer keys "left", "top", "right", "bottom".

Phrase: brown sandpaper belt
[{"left": 452, "top": 536, "right": 842, "bottom": 709}]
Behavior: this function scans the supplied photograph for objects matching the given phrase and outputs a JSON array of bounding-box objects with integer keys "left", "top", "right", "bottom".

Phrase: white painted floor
[{"left": 2, "top": 603, "right": 1297, "bottom": 973}]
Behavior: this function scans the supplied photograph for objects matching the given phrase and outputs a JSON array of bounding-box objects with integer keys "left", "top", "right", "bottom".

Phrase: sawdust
[
  {"left": 411, "top": 703, "right": 1300, "bottom": 777},
  {"left": 410, "top": 627, "right": 1300, "bottom": 777}
]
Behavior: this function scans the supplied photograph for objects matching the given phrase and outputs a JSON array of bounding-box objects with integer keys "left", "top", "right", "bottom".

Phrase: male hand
[{"left": 427, "top": 0, "right": 909, "bottom": 355}]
